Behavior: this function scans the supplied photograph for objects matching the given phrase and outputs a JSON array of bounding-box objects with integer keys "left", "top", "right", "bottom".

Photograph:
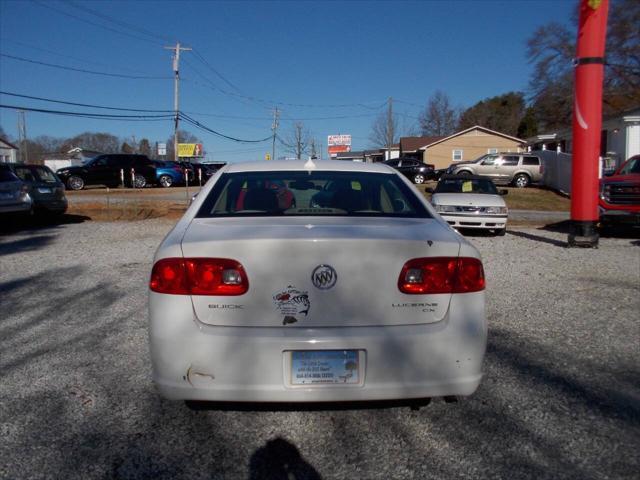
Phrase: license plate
[
  {"left": 291, "top": 350, "right": 360, "bottom": 385},
  {"left": 38, "top": 187, "right": 52, "bottom": 194}
]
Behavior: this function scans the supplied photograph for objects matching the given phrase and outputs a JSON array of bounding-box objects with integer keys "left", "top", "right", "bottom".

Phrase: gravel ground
[{"left": 0, "top": 218, "right": 638, "bottom": 480}]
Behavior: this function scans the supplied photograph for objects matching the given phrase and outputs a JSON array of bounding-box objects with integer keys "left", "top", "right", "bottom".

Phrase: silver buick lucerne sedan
[{"left": 148, "top": 160, "right": 487, "bottom": 403}]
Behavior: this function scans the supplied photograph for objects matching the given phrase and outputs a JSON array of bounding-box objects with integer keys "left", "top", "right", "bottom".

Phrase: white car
[
  {"left": 148, "top": 161, "right": 487, "bottom": 403},
  {"left": 430, "top": 175, "right": 509, "bottom": 236}
]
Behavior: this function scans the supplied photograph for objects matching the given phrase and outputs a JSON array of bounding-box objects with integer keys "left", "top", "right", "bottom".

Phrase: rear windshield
[
  {"left": 196, "top": 171, "right": 431, "bottom": 218},
  {"left": 0, "top": 168, "right": 19, "bottom": 182},
  {"left": 434, "top": 177, "right": 498, "bottom": 195},
  {"left": 13, "top": 166, "right": 58, "bottom": 183}
]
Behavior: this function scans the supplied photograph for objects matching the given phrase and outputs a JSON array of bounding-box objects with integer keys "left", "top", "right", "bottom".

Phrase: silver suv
[{"left": 448, "top": 153, "right": 543, "bottom": 188}]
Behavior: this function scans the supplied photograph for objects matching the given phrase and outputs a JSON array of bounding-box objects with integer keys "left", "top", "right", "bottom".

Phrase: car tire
[
  {"left": 133, "top": 174, "right": 147, "bottom": 189},
  {"left": 495, "top": 228, "right": 506, "bottom": 236},
  {"left": 458, "top": 170, "right": 472, "bottom": 176},
  {"left": 413, "top": 173, "right": 425, "bottom": 184},
  {"left": 513, "top": 173, "right": 531, "bottom": 188},
  {"left": 158, "top": 174, "right": 173, "bottom": 188},
  {"left": 66, "top": 176, "right": 84, "bottom": 191}
]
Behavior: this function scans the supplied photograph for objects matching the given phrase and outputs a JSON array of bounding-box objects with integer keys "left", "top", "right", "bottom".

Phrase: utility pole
[
  {"left": 164, "top": 42, "right": 191, "bottom": 162},
  {"left": 386, "top": 97, "right": 393, "bottom": 161},
  {"left": 17, "top": 110, "right": 27, "bottom": 163},
  {"left": 271, "top": 107, "right": 280, "bottom": 161}
]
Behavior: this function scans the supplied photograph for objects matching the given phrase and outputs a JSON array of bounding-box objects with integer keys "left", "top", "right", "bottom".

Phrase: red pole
[{"left": 569, "top": 0, "right": 609, "bottom": 247}]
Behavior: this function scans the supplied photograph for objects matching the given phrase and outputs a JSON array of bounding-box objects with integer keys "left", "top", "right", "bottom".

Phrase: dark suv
[
  {"left": 383, "top": 158, "right": 435, "bottom": 184},
  {"left": 56, "top": 154, "right": 157, "bottom": 190}
]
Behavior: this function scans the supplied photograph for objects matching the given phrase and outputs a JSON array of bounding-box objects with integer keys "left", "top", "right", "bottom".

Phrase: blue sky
[{"left": 0, "top": 0, "right": 575, "bottom": 162}]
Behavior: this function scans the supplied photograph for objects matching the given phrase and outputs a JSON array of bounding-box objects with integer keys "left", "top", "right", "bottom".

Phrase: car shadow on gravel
[
  {"left": 505, "top": 229, "right": 567, "bottom": 247},
  {"left": 541, "top": 220, "right": 640, "bottom": 239},
  {"left": 0, "top": 213, "right": 91, "bottom": 235}
]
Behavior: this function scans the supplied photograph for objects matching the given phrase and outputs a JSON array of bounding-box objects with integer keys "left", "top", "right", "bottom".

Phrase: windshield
[
  {"left": 618, "top": 157, "right": 640, "bottom": 175},
  {"left": 434, "top": 177, "right": 499, "bottom": 194},
  {"left": 197, "top": 171, "right": 431, "bottom": 218}
]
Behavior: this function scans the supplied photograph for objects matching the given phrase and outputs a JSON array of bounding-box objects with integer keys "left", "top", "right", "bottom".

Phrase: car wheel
[
  {"left": 513, "top": 173, "right": 531, "bottom": 188},
  {"left": 134, "top": 174, "right": 146, "bottom": 189},
  {"left": 413, "top": 173, "right": 425, "bottom": 184},
  {"left": 495, "top": 227, "right": 506, "bottom": 236},
  {"left": 158, "top": 174, "right": 173, "bottom": 188},
  {"left": 66, "top": 176, "right": 84, "bottom": 190},
  {"left": 458, "top": 170, "right": 472, "bottom": 176}
]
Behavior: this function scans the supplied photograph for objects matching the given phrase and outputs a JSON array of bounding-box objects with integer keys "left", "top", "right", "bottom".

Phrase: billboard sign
[
  {"left": 328, "top": 134, "right": 351, "bottom": 147},
  {"left": 328, "top": 134, "right": 351, "bottom": 158},
  {"left": 178, "top": 143, "right": 204, "bottom": 157}
]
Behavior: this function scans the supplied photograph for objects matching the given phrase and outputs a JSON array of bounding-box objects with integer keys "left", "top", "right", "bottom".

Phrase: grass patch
[
  {"left": 68, "top": 201, "right": 186, "bottom": 221},
  {"left": 422, "top": 181, "right": 570, "bottom": 211}
]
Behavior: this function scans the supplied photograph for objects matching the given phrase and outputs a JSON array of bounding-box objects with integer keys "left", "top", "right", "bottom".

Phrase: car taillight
[
  {"left": 150, "top": 258, "right": 249, "bottom": 295},
  {"left": 540, "top": 164, "right": 544, "bottom": 174},
  {"left": 398, "top": 257, "right": 485, "bottom": 294}
]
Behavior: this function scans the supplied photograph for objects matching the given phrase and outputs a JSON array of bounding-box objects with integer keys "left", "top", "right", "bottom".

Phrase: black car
[
  {"left": 56, "top": 154, "right": 157, "bottom": 190},
  {"left": 383, "top": 158, "right": 435, "bottom": 184},
  {"left": 7, "top": 164, "right": 68, "bottom": 214}
]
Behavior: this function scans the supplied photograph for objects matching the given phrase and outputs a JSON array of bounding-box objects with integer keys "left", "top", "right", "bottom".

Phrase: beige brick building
[{"left": 403, "top": 126, "right": 526, "bottom": 170}]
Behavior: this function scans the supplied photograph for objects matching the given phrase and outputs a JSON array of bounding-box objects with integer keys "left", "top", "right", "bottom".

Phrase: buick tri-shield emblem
[{"left": 312, "top": 265, "right": 337, "bottom": 290}]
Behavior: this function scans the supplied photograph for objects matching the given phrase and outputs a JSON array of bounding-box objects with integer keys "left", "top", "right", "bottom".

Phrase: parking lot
[{"left": 1, "top": 217, "right": 638, "bottom": 480}]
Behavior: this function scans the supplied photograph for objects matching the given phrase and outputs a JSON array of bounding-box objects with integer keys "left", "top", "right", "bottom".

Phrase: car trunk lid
[{"left": 181, "top": 216, "right": 461, "bottom": 327}]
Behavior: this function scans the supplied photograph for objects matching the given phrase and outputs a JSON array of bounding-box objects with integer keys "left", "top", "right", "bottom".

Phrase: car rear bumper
[
  {"left": 440, "top": 213, "right": 507, "bottom": 230},
  {"left": 149, "top": 292, "right": 487, "bottom": 402},
  {"left": 0, "top": 200, "right": 32, "bottom": 214}
]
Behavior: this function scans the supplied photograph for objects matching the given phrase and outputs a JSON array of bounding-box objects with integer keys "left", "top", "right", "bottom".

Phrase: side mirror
[
  {"left": 425, "top": 187, "right": 434, "bottom": 194},
  {"left": 500, "top": 189, "right": 508, "bottom": 196}
]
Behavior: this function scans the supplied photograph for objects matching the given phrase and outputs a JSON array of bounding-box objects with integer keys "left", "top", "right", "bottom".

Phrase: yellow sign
[
  {"left": 178, "top": 143, "right": 203, "bottom": 157},
  {"left": 265, "top": 153, "right": 271, "bottom": 160}
]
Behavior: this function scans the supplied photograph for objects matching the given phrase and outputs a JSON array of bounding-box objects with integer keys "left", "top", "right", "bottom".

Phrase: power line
[
  {"left": 0, "top": 53, "right": 171, "bottom": 80},
  {"left": 192, "top": 49, "right": 242, "bottom": 93},
  {"left": 0, "top": 91, "right": 174, "bottom": 113},
  {"left": 0, "top": 104, "right": 174, "bottom": 120},
  {"left": 0, "top": 38, "right": 155, "bottom": 76},
  {"left": 64, "top": 0, "right": 174, "bottom": 44},
  {"left": 33, "top": 0, "right": 161, "bottom": 47},
  {"left": 178, "top": 112, "right": 272, "bottom": 143}
]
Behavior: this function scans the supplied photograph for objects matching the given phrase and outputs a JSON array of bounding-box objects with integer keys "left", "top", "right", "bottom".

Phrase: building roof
[
  {"left": 400, "top": 136, "right": 445, "bottom": 153},
  {"left": 0, "top": 137, "right": 19, "bottom": 150},
  {"left": 418, "top": 126, "right": 525, "bottom": 150}
]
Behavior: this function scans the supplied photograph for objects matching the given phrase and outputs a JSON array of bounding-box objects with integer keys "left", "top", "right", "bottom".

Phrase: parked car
[
  {"left": 0, "top": 164, "right": 33, "bottom": 215},
  {"left": 447, "top": 153, "right": 543, "bottom": 188},
  {"left": 149, "top": 160, "right": 487, "bottom": 404},
  {"left": 190, "top": 162, "right": 221, "bottom": 184},
  {"left": 152, "top": 160, "right": 184, "bottom": 188},
  {"left": 56, "top": 154, "right": 157, "bottom": 190},
  {"left": 383, "top": 157, "right": 436, "bottom": 184},
  {"left": 7, "top": 164, "right": 67, "bottom": 214},
  {"left": 429, "top": 174, "right": 508, "bottom": 236},
  {"left": 599, "top": 154, "right": 640, "bottom": 230}
]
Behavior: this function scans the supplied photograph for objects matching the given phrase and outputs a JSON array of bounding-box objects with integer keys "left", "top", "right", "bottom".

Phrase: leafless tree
[
  {"left": 284, "top": 122, "right": 310, "bottom": 159},
  {"left": 369, "top": 99, "right": 398, "bottom": 152},
  {"left": 419, "top": 91, "right": 459, "bottom": 136},
  {"left": 526, "top": 0, "right": 640, "bottom": 130}
]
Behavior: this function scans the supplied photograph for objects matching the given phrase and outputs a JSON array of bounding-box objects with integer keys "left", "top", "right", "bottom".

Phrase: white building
[{"left": 0, "top": 137, "right": 19, "bottom": 163}]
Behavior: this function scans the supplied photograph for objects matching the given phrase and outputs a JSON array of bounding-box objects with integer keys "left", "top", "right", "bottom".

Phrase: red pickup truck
[{"left": 599, "top": 155, "right": 640, "bottom": 229}]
